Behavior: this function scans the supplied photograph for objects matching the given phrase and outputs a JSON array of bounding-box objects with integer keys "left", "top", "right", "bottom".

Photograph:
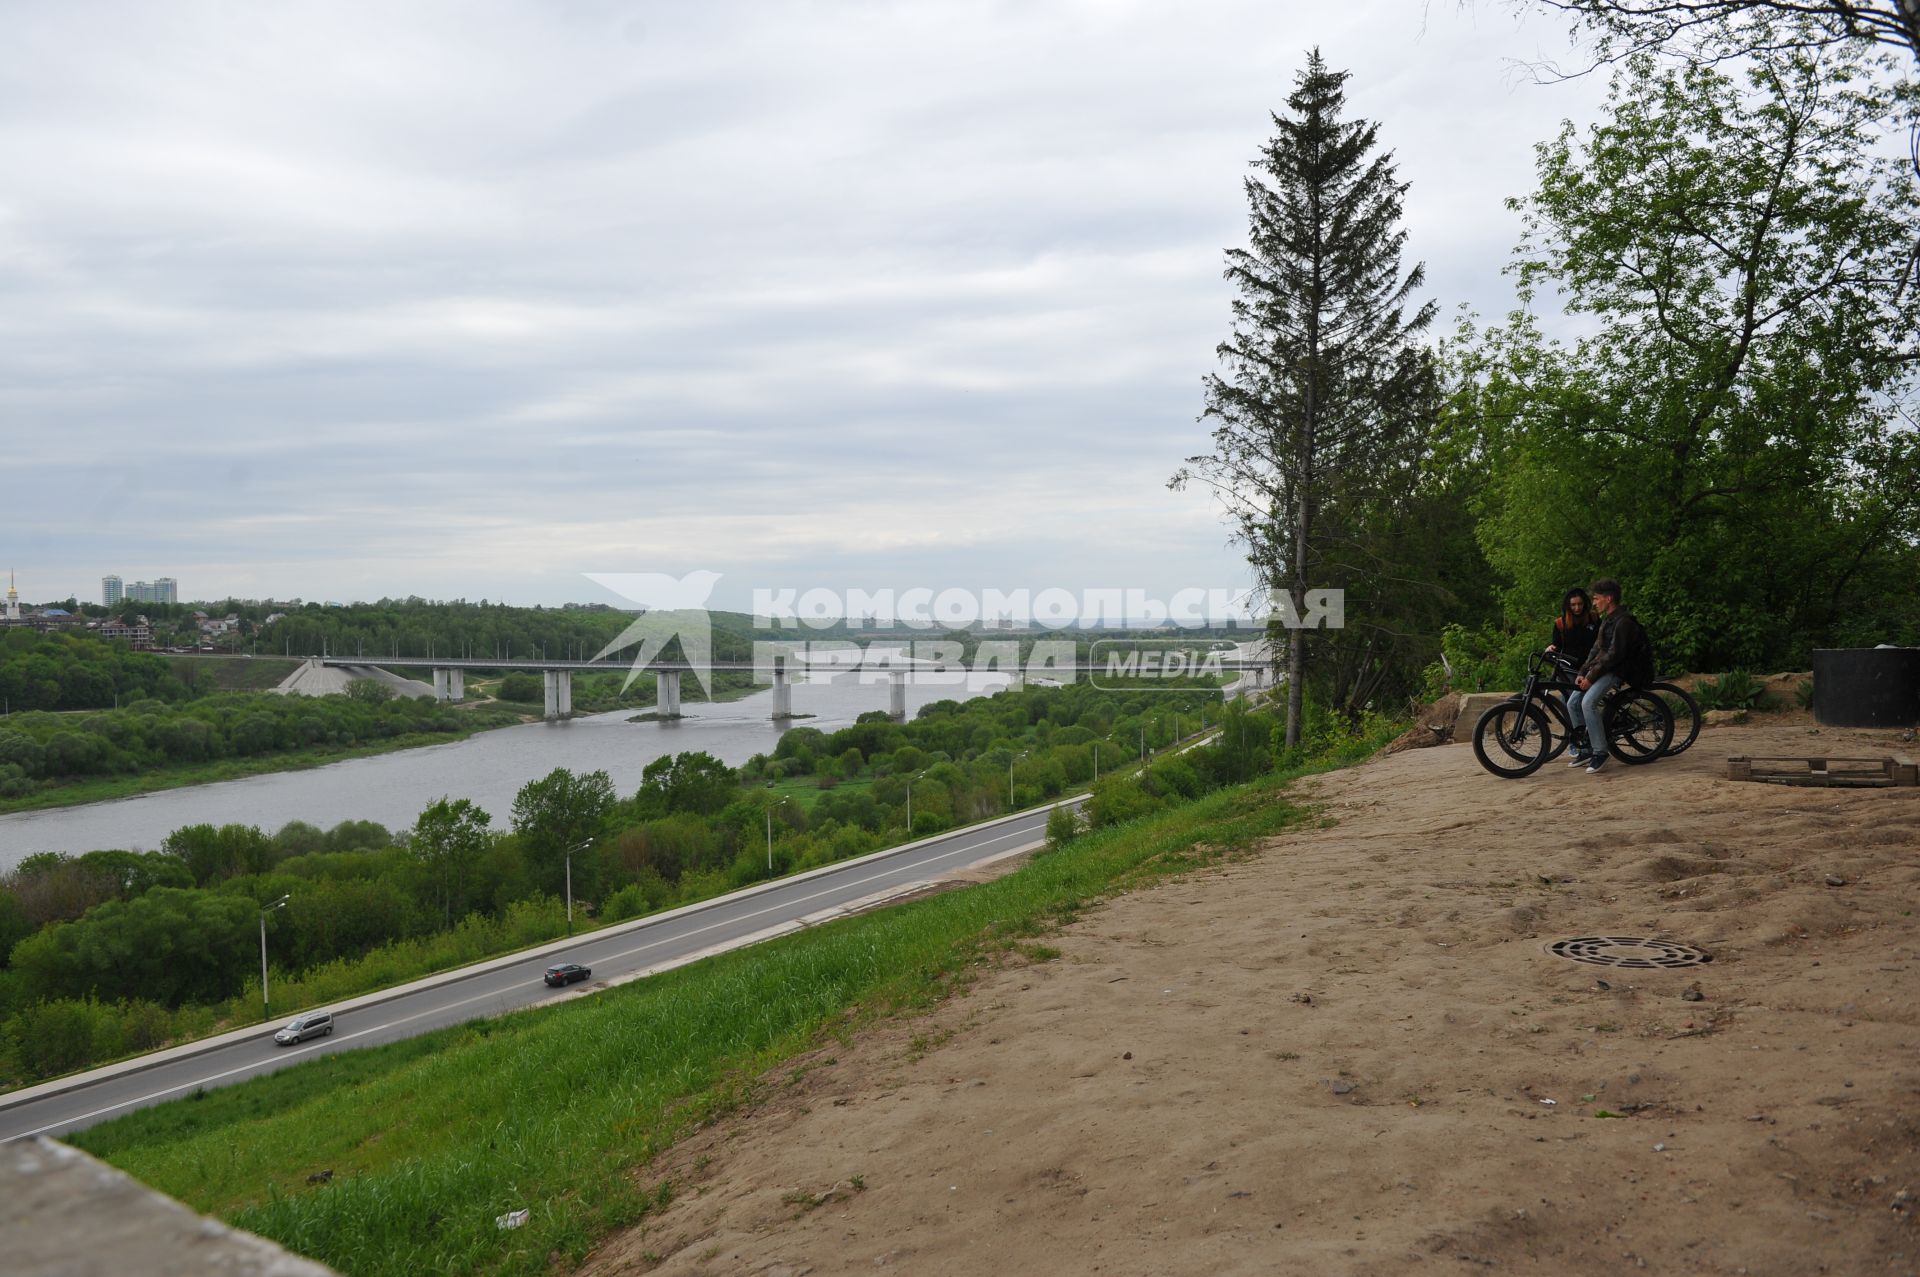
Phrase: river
[{"left": 0, "top": 669, "right": 1018, "bottom": 868}]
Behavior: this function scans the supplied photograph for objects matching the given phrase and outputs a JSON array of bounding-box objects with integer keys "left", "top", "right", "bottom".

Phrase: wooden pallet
[{"left": 1727, "top": 756, "right": 1918, "bottom": 788}]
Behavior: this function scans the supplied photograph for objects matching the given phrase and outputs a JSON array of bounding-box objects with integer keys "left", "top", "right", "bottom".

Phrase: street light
[
  {"left": 259, "top": 894, "right": 289, "bottom": 1021},
  {"left": 1008, "top": 750, "right": 1028, "bottom": 809},
  {"left": 1092, "top": 742, "right": 1099, "bottom": 782},
  {"left": 906, "top": 769, "right": 928, "bottom": 835},
  {"left": 766, "top": 795, "right": 788, "bottom": 872},
  {"left": 1139, "top": 725, "right": 1146, "bottom": 762},
  {"left": 566, "top": 838, "right": 594, "bottom": 934}
]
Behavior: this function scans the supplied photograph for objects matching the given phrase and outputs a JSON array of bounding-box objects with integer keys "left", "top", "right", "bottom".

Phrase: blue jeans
[{"left": 1569, "top": 673, "right": 1621, "bottom": 760}]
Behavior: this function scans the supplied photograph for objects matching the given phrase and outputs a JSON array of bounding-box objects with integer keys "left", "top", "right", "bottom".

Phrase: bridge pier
[
  {"left": 432, "top": 668, "right": 465, "bottom": 703},
  {"left": 657, "top": 669, "right": 682, "bottom": 718},
  {"left": 888, "top": 670, "right": 907, "bottom": 719},
  {"left": 771, "top": 657, "right": 792, "bottom": 720},
  {"left": 542, "top": 669, "right": 573, "bottom": 721}
]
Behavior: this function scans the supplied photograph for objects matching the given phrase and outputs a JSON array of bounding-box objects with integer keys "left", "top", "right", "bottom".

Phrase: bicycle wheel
[
  {"left": 1499, "top": 695, "right": 1574, "bottom": 762},
  {"left": 1606, "top": 688, "right": 1673, "bottom": 765},
  {"left": 1649, "top": 682, "right": 1700, "bottom": 757},
  {"left": 1473, "top": 701, "right": 1553, "bottom": 778}
]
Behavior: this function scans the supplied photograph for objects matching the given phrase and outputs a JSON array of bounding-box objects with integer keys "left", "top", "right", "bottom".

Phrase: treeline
[
  {"left": 0, "top": 689, "right": 515, "bottom": 799},
  {"left": 251, "top": 598, "right": 760, "bottom": 665},
  {"left": 0, "top": 631, "right": 191, "bottom": 713},
  {"left": 1187, "top": 41, "right": 1920, "bottom": 726},
  {"left": 0, "top": 677, "right": 1301, "bottom": 1085}
]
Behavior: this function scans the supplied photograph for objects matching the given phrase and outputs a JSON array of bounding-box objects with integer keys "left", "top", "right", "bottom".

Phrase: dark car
[{"left": 543, "top": 962, "right": 591, "bottom": 987}]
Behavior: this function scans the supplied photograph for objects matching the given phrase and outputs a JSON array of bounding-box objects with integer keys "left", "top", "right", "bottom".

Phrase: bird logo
[{"left": 584, "top": 571, "right": 722, "bottom": 696}]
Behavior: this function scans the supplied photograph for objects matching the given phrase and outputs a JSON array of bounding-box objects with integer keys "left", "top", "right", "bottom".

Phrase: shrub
[
  {"left": 1696, "top": 670, "right": 1769, "bottom": 711},
  {"left": 1045, "top": 804, "right": 1081, "bottom": 851}
]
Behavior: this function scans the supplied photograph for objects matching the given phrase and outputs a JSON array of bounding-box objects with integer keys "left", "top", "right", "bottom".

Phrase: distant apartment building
[{"left": 113, "top": 577, "right": 180, "bottom": 605}]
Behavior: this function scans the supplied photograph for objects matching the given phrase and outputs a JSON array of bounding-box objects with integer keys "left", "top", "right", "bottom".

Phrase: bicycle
[
  {"left": 1646, "top": 679, "right": 1701, "bottom": 757},
  {"left": 1515, "top": 653, "right": 1700, "bottom": 763},
  {"left": 1471, "top": 650, "right": 1674, "bottom": 778}
]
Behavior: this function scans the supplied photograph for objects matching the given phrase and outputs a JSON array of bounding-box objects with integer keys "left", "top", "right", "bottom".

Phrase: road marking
[{"left": 7, "top": 812, "right": 1058, "bottom": 1138}]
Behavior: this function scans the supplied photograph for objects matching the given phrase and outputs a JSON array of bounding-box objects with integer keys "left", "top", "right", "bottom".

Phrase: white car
[{"left": 273, "top": 1011, "right": 334, "bottom": 1045}]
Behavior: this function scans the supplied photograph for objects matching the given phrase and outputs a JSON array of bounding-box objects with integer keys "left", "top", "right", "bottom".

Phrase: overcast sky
[{"left": 2, "top": 1, "right": 1606, "bottom": 614}]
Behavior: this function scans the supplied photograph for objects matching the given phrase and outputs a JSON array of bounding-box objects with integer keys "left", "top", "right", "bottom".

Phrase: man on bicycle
[{"left": 1568, "top": 578, "right": 1654, "bottom": 774}]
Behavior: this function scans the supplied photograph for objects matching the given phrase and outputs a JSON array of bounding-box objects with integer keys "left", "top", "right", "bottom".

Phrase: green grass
[
  {"left": 0, "top": 707, "right": 523, "bottom": 815},
  {"left": 168, "top": 655, "right": 306, "bottom": 692},
  {"left": 72, "top": 766, "right": 1320, "bottom": 1277}
]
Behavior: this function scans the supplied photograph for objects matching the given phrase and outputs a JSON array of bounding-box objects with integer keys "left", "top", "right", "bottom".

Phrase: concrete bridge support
[
  {"left": 771, "top": 658, "right": 793, "bottom": 721},
  {"left": 542, "top": 669, "right": 573, "bottom": 721},
  {"left": 432, "top": 668, "right": 466, "bottom": 703},
  {"left": 889, "top": 670, "right": 907, "bottom": 719},
  {"left": 657, "top": 670, "right": 682, "bottom": 718}
]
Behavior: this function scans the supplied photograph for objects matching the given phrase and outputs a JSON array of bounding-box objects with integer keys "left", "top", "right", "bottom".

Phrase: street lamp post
[
  {"left": 1092, "top": 742, "right": 1099, "bottom": 782},
  {"left": 566, "top": 838, "right": 594, "bottom": 934},
  {"left": 1139, "top": 725, "right": 1146, "bottom": 762},
  {"left": 906, "top": 769, "right": 927, "bottom": 835},
  {"left": 1008, "top": 751, "right": 1027, "bottom": 809},
  {"left": 259, "top": 894, "right": 289, "bottom": 1021},
  {"left": 766, "top": 795, "right": 788, "bottom": 872}
]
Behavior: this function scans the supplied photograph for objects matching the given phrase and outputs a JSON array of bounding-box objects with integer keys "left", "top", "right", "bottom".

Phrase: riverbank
[
  {"left": 576, "top": 713, "right": 1920, "bottom": 1275},
  {"left": 0, "top": 705, "right": 523, "bottom": 817}
]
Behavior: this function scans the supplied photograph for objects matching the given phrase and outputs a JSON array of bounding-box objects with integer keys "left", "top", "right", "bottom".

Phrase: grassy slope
[
  {"left": 167, "top": 655, "right": 305, "bottom": 692},
  {"left": 72, "top": 767, "right": 1319, "bottom": 1277}
]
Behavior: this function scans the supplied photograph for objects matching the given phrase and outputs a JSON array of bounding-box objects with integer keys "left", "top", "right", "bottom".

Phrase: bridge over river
[{"left": 309, "top": 647, "right": 1272, "bottom": 721}]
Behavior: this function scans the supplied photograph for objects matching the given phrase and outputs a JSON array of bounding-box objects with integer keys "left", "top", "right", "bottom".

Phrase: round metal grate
[{"left": 1546, "top": 936, "right": 1713, "bottom": 969}]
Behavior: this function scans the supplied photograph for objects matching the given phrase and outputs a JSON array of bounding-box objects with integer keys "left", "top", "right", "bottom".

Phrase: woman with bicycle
[
  {"left": 1546, "top": 587, "right": 1597, "bottom": 666},
  {"left": 1547, "top": 587, "right": 1598, "bottom": 764}
]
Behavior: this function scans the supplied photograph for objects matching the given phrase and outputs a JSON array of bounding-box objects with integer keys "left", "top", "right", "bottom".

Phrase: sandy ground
[{"left": 580, "top": 706, "right": 1920, "bottom": 1277}]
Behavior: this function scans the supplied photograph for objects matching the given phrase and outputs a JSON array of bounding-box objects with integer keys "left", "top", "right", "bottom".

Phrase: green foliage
[
  {"left": 634, "top": 752, "right": 735, "bottom": 819},
  {"left": 1795, "top": 678, "right": 1815, "bottom": 710},
  {"left": 409, "top": 799, "right": 494, "bottom": 927},
  {"left": 1694, "top": 671, "right": 1769, "bottom": 711},
  {"left": 512, "top": 769, "right": 616, "bottom": 902},
  {"left": 0, "top": 631, "right": 187, "bottom": 711},
  {"left": 496, "top": 672, "right": 543, "bottom": 703},
  {"left": 9, "top": 887, "right": 258, "bottom": 1006},
  {"left": 1452, "top": 43, "right": 1920, "bottom": 671},
  {"left": 345, "top": 678, "right": 394, "bottom": 704},
  {"left": 161, "top": 823, "right": 278, "bottom": 886},
  {"left": 1044, "top": 804, "right": 1080, "bottom": 851},
  {"left": 1176, "top": 50, "right": 1446, "bottom": 739}
]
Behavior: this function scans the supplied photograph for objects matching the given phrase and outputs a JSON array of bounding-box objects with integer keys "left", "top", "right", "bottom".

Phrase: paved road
[{"left": 0, "top": 803, "right": 1068, "bottom": 1142}]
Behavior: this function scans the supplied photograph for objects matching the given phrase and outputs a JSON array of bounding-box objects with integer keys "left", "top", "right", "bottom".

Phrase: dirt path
[{"left": 582, "top": 712, "right": 1920, "bottom": 1276}]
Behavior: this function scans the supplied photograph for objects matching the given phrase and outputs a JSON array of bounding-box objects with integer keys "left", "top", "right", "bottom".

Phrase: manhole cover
[{"left": 1546, "top": 936, "right": 1713, "bottom": 969}]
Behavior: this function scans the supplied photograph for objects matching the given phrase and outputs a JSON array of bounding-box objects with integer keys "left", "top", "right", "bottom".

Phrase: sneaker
[
  {"left": 1567, "top": 753, "right": 1590, "bottom": 767},
  {"left": 1585, "top": 754, "right": 1608, "bottom": 774}
]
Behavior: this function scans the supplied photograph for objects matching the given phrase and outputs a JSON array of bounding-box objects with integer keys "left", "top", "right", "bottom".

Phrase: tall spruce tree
[{"left": 1174, "top": 50, "right": 1435, "bottom": 746}]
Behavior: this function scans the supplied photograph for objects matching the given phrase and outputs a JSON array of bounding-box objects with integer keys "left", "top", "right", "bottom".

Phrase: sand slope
[{"left": 583, "top": 714, "right": 1920, "bottom": 1276}]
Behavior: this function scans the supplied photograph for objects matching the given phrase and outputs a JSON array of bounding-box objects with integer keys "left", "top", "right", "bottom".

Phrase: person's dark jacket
[
  {"left": 1580, "top": 607, "right": 1654, "bottom": 688},
  {"left": 1551, "top": 615, "right": 1597, "bottom": 666}
]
